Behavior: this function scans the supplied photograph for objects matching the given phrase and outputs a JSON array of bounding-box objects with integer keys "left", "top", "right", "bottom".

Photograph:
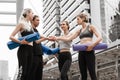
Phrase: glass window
[
  {"left": 0, "top": 3, "right": 16, "bottom": 12},
  {"left": 0, "top": 15, "right": 16, "bottom": 24}
]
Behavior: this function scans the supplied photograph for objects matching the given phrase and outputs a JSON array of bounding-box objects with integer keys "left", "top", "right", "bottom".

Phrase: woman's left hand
[{"left": 86, "top": 44, "right": 94, "bottom": 51}]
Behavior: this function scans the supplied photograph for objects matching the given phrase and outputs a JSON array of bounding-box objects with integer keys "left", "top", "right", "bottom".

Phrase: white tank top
[{"left": 58, "top": 32, "right": 72, "bottom": 49}]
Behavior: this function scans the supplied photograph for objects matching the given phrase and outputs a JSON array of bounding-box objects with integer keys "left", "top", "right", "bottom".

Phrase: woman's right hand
[
  {"left": 48, "top": 36, "right": 56, "bottom": 41},
  {"left": 20, "top": 39, "right": 29, "bottom": 45}
]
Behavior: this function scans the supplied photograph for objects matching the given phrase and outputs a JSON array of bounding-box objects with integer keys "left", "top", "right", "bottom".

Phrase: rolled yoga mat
[
  {"left": 41, "top": 44, "right": 60, "bottom": 55},
  {"left": 72, "top": 43, "right": 108, "bottom": 51},
  {"left": 7, "top": 32, "right": 40, "bottom": 50}
]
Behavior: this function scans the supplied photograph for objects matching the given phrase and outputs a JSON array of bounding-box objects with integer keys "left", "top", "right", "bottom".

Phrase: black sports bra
[{"left": 79, "top": 25, "right": 93, "bottom": 39}]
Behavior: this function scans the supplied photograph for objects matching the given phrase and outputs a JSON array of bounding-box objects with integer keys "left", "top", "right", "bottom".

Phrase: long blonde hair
[
  {"left": 19, "top": 8, "right": 32, "bottom": 23},
  {"left": 18, "top": 8, "right": 33, "bottom": 37}
]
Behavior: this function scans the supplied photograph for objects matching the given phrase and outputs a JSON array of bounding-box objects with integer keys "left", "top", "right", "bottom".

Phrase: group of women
[{"left": 9, "top": 8, "right": 102, "bottom": 80}]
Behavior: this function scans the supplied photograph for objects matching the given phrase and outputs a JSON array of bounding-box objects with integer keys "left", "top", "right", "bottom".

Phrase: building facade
[
  {"left": 42, "top": 0, "right": 120, "bottom": 80},
  {"left": 42, "top": 0, "right": 60, "bottom": 47}
]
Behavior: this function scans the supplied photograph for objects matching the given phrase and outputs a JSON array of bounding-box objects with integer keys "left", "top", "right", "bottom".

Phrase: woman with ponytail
[{"left": 9, "top": 8, "right": 34, "bottom": 80}]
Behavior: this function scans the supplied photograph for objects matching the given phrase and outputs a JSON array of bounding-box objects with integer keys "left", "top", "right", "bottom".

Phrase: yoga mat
[
  {"left": 41, "top": 44, "right": 60, "bottom": 55},
  {"left": 7, "top": 32, "right": 40, "bottom": 50},
  {"left": 72, "top": 43, "right": 108, "bottom": 51}
]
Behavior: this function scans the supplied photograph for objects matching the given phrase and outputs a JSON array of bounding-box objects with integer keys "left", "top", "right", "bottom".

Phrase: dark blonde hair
[
  {"left": 77, "top": 13, "right": 88, "bottom": 22},
  {"left": 62, "top": 21, "right": 70, "bottom": 30}
]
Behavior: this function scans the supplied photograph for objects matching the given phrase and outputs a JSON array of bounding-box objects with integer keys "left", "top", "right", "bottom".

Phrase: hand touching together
[{"left": 48, "top": 36, "right": 56, "bottom": 41}]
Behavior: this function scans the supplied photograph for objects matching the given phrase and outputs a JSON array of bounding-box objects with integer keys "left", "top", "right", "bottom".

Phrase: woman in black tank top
[
  {"left": 9, "top": 8, "right": 34, "bottom": 80},
  {"left": 50, "top": 13, "right": 102, "bottom": 80}
]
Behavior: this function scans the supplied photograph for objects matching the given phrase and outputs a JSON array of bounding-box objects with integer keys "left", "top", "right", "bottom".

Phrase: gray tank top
[
  {"left": 58, "top": 32, "right": 72, "bottom": 49},
  {"left": 59, "top": 40, "right": 72, "bottom": 49}
]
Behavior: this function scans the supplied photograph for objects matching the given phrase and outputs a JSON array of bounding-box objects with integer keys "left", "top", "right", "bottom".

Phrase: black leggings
[
  {"left": 17, "top": 45, "right": 33, "bottom": 80},
  {"left": 78, "top": 50, "right": 97, "bottom": 80},
  {"left": 58, "top": 52, "right": 72, "bottom": 80},
  {"left": 30, "top": 55, "right": 43, "bottom": 80}
]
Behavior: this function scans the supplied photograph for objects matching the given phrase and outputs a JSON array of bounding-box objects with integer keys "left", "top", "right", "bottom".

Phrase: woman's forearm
[
  {"left": 35, "top": 37, "right": 47, "bottom": 44},
  {"left": 9, "top": 36, "right": 21, "bottom": 44},
  {"left": 56, "top": 32, "right": 79, "bottom": 41}
]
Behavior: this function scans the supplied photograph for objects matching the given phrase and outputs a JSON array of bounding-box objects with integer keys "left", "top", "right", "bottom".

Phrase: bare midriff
[
  {"left": 60, "top": 48, "right": 70, "bottom": 53},
  {"left": 80, "top": 37, "right": 93, "bottom": 44}
]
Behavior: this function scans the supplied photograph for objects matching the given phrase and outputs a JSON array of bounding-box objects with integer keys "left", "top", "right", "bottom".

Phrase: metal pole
[{"left": 16, "top": 0, "right": 24, "bottom": 23}]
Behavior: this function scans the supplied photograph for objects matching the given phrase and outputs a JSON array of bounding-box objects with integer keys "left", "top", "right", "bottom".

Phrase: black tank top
[
  {"left": 20, "top": 30, "right": 33, "bottom": 37},
  {"left": 33, "top": 28, "right": 43, "bottom": 55},
  {"left": 79, "top": 25, "right": 93, "bottom": 39}
]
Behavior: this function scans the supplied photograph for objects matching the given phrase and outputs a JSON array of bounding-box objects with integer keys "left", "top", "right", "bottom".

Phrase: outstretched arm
[
  {"left": 35, "top": 35, "right": 54, "bottom": 44},
  {"left": 56, "top": 30, "right": 80, "bottom": 41}
]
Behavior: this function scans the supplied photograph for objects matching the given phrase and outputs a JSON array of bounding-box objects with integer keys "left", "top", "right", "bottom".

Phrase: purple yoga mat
[{"left": 72, "top": 43, "right": 108, "bottom": 51}]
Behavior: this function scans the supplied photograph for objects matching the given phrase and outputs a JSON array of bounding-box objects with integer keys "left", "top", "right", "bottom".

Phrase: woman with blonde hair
[{"left": 9, "top": 8, "right": 34, "bottom": 80}]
